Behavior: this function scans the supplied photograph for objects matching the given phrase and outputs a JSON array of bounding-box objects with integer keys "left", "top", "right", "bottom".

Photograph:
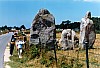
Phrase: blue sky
[{"left": 0, "top": 0, "right": 100, "bottom": 28}]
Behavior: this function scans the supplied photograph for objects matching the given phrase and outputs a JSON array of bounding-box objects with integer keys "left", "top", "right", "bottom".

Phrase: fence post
[
  {"left": 85, "top": 41, "right": 89, "bottom": 68},
  {"left": 54, "top": 40, "right": 57, "bottom": 66},
  {"left": 54, "top": 45, "right": 57, "bottom": 65}
]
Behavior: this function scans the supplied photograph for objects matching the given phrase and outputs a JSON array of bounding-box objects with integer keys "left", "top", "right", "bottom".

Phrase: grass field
[
  {"left": 8, "top": 32, "right": 100, "bottom": 68},
  {"left": 56, "top": 33, "right": 100, "bottom": 68}
]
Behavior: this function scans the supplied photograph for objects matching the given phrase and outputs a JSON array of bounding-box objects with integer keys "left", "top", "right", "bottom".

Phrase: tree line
[
  {"left": 56, "top": 20, "right": 80, "bottom": 30},
  {"left": 0, "top": 17, "right": 100, "bottom": 33},
  {"left": 56, "top": 17, "right": 100, "bottom": 33},
  {"left": 0, "top": 25, "right": 26, "bottom": 31}
]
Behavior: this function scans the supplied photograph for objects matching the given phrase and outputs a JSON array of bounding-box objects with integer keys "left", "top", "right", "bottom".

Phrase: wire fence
[{"left": 54, "top": 45, "right": 100, "bottom": 68}]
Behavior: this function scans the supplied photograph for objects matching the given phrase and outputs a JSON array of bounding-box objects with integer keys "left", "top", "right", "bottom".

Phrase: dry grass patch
[{"left": 8, "top": 32, "right": 100, "bottom": 68}]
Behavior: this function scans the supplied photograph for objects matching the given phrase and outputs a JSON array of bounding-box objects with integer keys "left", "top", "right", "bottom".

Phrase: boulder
[
  {"left": 79, "top": 11, "right": 96, "bottom": 49},
  {"left": 30, "top": 8, "right": 56, "bottom": 49},
  {"left": 59, "top": 29, "right": 78, "bottom": 50}
]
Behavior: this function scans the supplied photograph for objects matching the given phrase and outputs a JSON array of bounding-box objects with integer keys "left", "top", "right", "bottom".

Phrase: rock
[
  {"left": 79, "top": 11, "right": 96, "bottom": 49},
  {"left": 30, "top": 8, "right": 56, "bottom": 49},
  {"left": 88, "top": 24, "right": 96, "bottom": 48},
  {"left": 59, "top": 29, "right": 78, "bottom": 50}
]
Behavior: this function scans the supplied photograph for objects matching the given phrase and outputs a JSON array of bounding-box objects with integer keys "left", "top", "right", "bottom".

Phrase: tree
[
  {"left": 61, "top": 20, "right": 71, "bottom": 29},
  {"left": 20, "top": 25, "right": 26, "bottom": 30},
  {"left": 91, "top": 17, "right": 100, "bottom": 30},
  {"left": 60, "top": 22, "right": 64, "bottom": 29},
  {"left": 4, "top": 25, "right": 7, "bottom": 29}
]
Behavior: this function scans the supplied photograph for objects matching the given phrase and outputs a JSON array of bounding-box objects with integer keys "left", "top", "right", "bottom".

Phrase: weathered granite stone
[
  {"left": 30, "top": 8, "right": 56, "bottom": 49},
  {"left": 59, "top": 29, "right": 78, "bottom": 50},
  {"left": 79, "top": 11, "right": 96, "bottom": 49}
]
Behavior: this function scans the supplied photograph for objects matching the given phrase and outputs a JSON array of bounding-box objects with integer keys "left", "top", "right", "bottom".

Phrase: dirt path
[{"left": 4, "top": 46, "right": 11, "bottom": 68}]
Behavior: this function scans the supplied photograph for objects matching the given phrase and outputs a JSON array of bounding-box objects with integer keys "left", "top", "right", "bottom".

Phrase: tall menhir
[{"left": 30, "top": 8, "right": 56, "bottom": 49}]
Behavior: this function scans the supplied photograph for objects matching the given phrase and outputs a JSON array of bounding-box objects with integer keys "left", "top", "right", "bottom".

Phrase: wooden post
[
  {"left": 54, "top": 41, "right": 57, "bottom": 66},
  {"left": 85, "top": 41, "right": 89, "bottom": 68}
]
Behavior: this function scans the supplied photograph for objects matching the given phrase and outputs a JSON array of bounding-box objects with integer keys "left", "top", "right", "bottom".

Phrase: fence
[
  {"left": 29, "top": 33, "right": 100, "bottom": 68},
  {"left": 51, "top": 33, "right": 100, "bottom": 68}
]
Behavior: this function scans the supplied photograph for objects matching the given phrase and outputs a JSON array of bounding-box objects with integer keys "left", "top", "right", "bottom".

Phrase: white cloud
[
  {"left": 84, "top": 0, "right": 100, "bottom": 2},
  {"left": 74, "top": 0, "right": 100, "bottom": 2}
]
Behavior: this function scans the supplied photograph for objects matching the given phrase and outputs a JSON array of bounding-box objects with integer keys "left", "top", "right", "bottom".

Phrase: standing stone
[
  {"left": 79, "top": 11, "right": 96, "bottom": 49},
  {"left": 30, "top": 8, "right": 56, "bottom": 49},
  {"left": 59, "top": 29, "right": 78, "bottom": 50}
]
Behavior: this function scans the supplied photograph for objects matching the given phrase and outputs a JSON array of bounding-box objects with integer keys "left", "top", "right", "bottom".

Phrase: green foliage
[
  {"left": 40, "top": 57, "right": 47, "bottom": 65},
  {"left": 57, "top": 55, "right": 83, "bottom": 68},
  {"left": 40, "top": 51, "right": 55, "bottom": 67},
  {"left": 20, "top": 25, "right": 26, "bottom": 29},
  {"left": 91, "top": 17, "right": 100, "bottom": 34},
  {"left": 29, "top": 45, "right": 40, "bottom": 59},
  {"left": 56, "top": 20, "right": 80, "bottom": 30},
  {"left": 17, "top": 32, "right": 22, "bottom": 36},
  {"left": 8, "top": 40, "right": 84, "bottom": 68},
  {"left": 56, "top": 29, "right": 62, "bottom": 33},
  {"left": 96, "top": 30, "right": 100, "bottom": 34},
  {"left": 8, "top": 48, "right": 30, "bottom": 68}
]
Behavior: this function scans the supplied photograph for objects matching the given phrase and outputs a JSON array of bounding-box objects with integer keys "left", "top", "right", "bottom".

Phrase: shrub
[
  {"left": 29, "top": 45, "right": 40, "bottom": 59},
  {"left": 40, "top": 51, "right": 55, "bottom": 67},
  {"left": 96, "top": 30, "right": 100, "bottom": 34}
]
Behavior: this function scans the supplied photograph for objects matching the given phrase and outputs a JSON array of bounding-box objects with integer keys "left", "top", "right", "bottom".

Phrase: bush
[
  {"left": 29, "top": 45, "right": 40, "bottom": 59},
  {"left": 96, "top": 30, "right": 100, "bottom": 34},
  {"left": 40, "top": 51, "right": 55, "bottom": 67},
  {"left": 57, "top": 56, "right": 83, "bottom": 68},
  {"left": 56, "top": 29, "right": 62, "bottom": 33}
]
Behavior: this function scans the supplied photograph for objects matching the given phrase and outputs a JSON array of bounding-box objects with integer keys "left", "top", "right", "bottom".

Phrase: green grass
[
  {"left": 7, "top": 33, "right": 100, "bottom": 68},
  {"left": 8, "top": 49, "right": 33, "bottom": 68}
]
